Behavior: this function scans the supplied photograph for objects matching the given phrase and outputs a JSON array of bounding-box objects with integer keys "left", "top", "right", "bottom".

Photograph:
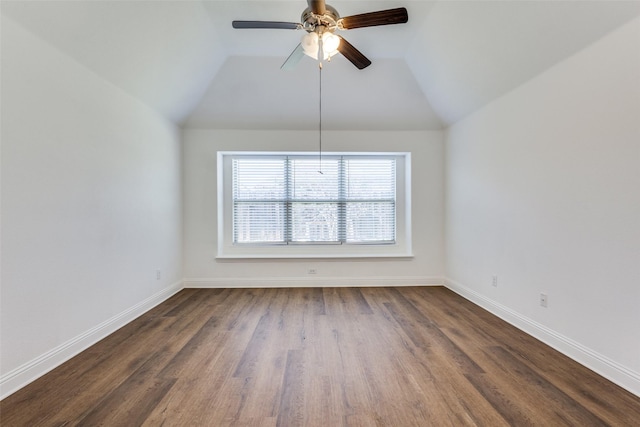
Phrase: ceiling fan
[{"left": 232, "top": 0, "right": 408, "bottom": 70}]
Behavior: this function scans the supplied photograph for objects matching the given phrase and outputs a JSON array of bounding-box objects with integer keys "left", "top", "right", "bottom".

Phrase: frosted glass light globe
[
  {"left": 301, "top": 31, "right": 341, "bottom": 60},
  {"left": 322, "top": 32, "right": 340, "bottom": 55}
]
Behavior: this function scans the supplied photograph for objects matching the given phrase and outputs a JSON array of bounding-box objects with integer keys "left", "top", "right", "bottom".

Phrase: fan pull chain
[{"left": 318, "top": 61, "right": 323, "bottom": 174}]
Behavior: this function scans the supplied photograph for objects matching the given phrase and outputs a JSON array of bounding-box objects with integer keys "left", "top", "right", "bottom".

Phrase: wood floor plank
[
  {"left": 277, "top": 349, "right": 305, "bottom": 427},
  {"left": 142, "top": 288, "right": 271, "bottom": 425},
  {"left": 383, "top": 290, "right": 484, "bottom": 375},
  {"left": 75, "top": 355, "right": 178, "bottom": 426},
  {"left": 2, "top": 287, "right": 639, "bottom": 426},
  {"left": 408, "top": 287, "right": 640, "bottom": 425},
  {"left": 485, "top": 345, "right": 608, "bottom": 425},
  {"left": 44, "top": 289, "right": 221, "bottom": 425}
]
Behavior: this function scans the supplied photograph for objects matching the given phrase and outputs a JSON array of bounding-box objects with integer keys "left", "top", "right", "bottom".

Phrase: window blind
[{"left": 232, "top": 155, "right": 396, "bottom": 245}]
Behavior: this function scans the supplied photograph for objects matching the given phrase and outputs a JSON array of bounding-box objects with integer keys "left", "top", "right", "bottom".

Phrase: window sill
[{"left": 215, "top": 253, "right": 414, "bottom": 261}]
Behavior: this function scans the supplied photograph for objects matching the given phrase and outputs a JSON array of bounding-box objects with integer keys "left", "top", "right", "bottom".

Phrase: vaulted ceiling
[{"left": 3, "top": 0, "right": 640, "bottom": 130}]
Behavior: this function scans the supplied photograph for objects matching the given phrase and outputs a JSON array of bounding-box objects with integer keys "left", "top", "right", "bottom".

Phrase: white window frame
[{"left": 217, "top": 151, "right": 412, "bottom": 259}]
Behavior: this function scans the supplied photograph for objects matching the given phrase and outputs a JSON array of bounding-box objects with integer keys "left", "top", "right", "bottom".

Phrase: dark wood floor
[{"left": 2, "top": 287, "right": 639, "bottom": 426}]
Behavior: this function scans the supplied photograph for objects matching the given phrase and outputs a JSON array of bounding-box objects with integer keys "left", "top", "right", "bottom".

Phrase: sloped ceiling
[
  {"left": 407, "top": 0, "right": 640, "bottom": 124},
  {"left": 2, "top": 0, "right": 640, "bottom": 130},
  {"left": 1, "top": 0, "right": 226, "bottom": 124}
]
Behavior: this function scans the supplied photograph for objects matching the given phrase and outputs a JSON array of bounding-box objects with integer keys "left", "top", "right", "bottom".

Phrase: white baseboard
[
  {"left": 0, "top": 281, "right": 183, "bottom": 400},
  {"left": 184, "top": 276, "right": 444, "bottom": 289},
  {"left": 444, "top": 277, "right": 640, "bottom": 397}
]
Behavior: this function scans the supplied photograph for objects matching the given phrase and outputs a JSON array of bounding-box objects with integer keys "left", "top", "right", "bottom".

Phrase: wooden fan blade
[
  {"left": 308, "top": 0, "right": 326, "bottom": 15},
  {"left": 281, "top": 43, "right": 305, "bottom": 70},
  {"left": 336, "top": 36, "right": 371, "bottom": 70},
  {"left": 232, "top": 21, "right": 300, "bottom": 30},
  {"left": 339, "top": 7, "right": 408, "bottom": 30}
]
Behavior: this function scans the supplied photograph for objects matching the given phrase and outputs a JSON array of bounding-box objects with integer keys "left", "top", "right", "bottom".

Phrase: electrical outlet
[
  {"left": 156, "top": 270, "right": 161, "bottom": 280},
  {"left": 492, "top": 275, "right": 498, "bottom": 287},
  {"left": 308, "top": 269, "right": 317, "bottom": 275},
  {"left": 540, "top": 293, "right": 548, "bottom": 308}
]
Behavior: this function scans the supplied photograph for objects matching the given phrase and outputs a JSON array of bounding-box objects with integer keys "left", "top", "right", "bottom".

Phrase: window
[
  {"left": 218, "top": 152, "right": 412, "bottom": 258},
  {"left": 233, "top": 156, "right": 396, "bottom": 245}
]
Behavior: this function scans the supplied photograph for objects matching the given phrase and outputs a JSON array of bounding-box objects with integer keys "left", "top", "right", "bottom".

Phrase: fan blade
[
  {"left": 339, "top": 7, "right": 408, "bottom": 30},
  {"left": 336, "top": 36, "right": 371, "bottom": 70},
  {"left": 308, "top": 0, "right": 326, "bottom": 15},
  {"left": 281, "top": 43, "right": 305, "bottom": 70},
  {"left": 232, "top": 21, "right": 300, "bottom": 30}
]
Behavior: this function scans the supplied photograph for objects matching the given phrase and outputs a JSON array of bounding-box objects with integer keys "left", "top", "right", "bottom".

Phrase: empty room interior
[{"left": 1, "top": 0, "right": 639, "bottom": 425}]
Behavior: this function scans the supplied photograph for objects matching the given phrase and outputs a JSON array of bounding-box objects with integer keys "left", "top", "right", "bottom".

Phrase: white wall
[
  {"left": 445, "top": 17, "right": 640, "bottom": 394},
  {"left": 183, "top": 129, "right": 444, "bottom": 287},
  {"left": 0, "top": 16, "right": 183, "bottom": 397}
]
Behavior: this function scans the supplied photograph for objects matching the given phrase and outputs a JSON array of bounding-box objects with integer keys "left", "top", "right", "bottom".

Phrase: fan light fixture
[
  {"left": 232, "top": 2, "right": 408, "bottom": 70},
  {"left": 301, "top": 31, "right": 341, "bottom": 60}
]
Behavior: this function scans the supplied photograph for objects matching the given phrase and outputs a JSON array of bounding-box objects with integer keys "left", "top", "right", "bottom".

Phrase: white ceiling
[{"left": 3, "top": 0, "right": 640, "bottom": 130}]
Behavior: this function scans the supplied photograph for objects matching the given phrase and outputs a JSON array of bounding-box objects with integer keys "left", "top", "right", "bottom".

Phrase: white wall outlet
[
  {"left": 492, "top": 275, "right": 498, "bottom": 287},
  {"left": 540, "top": 293, "right": 548, "bottom": 307},
  {"left": 308, "top": 269, "right": 317, "bottom": 275},
  {"left": 156, "top": 270, "right": 161, "bottom": 280}
]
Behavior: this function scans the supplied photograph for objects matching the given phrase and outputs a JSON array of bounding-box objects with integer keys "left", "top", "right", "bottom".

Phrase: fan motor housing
[{"left": 301, "top": 4, "right": 340, "bottom": 31}]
